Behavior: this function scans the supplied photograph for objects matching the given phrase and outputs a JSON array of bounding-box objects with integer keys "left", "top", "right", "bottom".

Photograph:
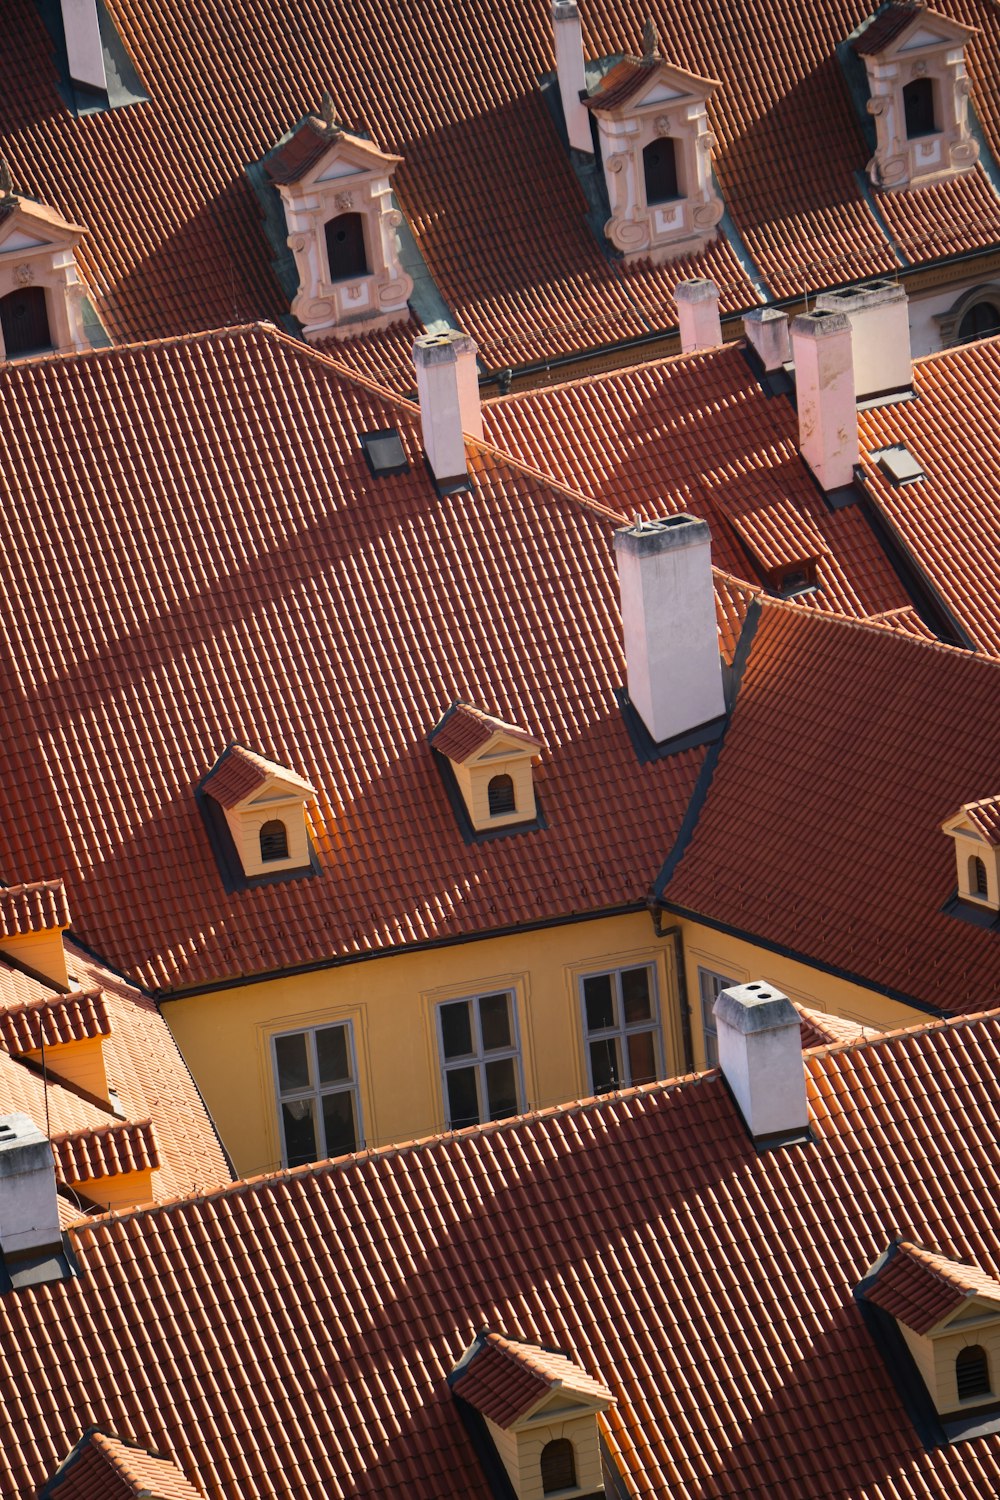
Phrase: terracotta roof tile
[
  {"left": 50, "top": 1119, "right": 160, "bottom": 1187},
  {"left": 853, "top": 4, "right": 925, "bottom": 56},
  {"left": 451, "top": 1331, "right": 613, "bottom": 1426},
  {"left": 0, "top": 880, "right": 70, "bottom": 938},
  {"left": 201, "top": 745, "right": 315, "bottom": 811},
  {"left": 45, "top": 1431, "right": 203, "bottom": 1500},
  {"left": 0, "top": 988, "right": 110, "bottom": 1054},
  {"left": 584, "top": 57, "right": 654, "bottom": 111},
  {"left": 864, "top": 1240, "right": 1000, "bottom": 1334},
  {"left": 665, "top": 602, "right": 1000, "bottom": 1014},
  {"left": 796, "top": 1005, "right": 869, "bottom": 1049},
  {"left": 264, "top": 118, "right": 336, "bottom": 185},
  {"left": 961, "top": 796, "right": 1000, "bottom": 845},
  {"left": 3, "top": 1013, "right": 1000, "bottom": 1495},
  {"left": 429, "top": 705, "right": 542, "bottom": 764}
]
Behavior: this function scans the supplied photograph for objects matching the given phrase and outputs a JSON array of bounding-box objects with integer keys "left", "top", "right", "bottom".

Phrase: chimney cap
[
  {"left": 0, "top": 1112, "right": 49, "bottom": 1162},
  {"left": 552, "top": 0, "right": 581, "bottom": 16},
  {"left": 791, "top": 309, "right": 851, "bottom": 340},
  {"left": 674, "top": 278, "right": 719, "bottom": 305},
  {"left": 816, "top": 281, "right": 906, "bottom": 313},
  {"left": 744, "top": 306, "right": 787, "bottom": 327},
  {"left": 713, "top": 981, "right": 800, "bottom": 1035},
  {"left": 614, "top": 512, "right": 711, "bottom": 558},
  {"left": 413, "top": 330, "right": 477, "bottom": 367}
]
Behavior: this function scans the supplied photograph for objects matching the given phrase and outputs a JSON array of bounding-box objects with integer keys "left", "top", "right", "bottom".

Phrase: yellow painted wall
[
  {"left": 0, "top": 929, "right": 68, "bottom": 987},
  {"left": 673, "top": 916, "right": 933, "bottom": 1071},
  {"left": 24, "top": 1035, "right": 109, "bottom": 1103},
  {"left": 164, "top": 911, "right": 681, "bottom": 1178}
]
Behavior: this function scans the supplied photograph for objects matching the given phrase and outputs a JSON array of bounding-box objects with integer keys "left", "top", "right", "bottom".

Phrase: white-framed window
[
  {"left": 698, "top": 967, "right": 737, "bottom": 1067},
  {"left": 272, "top": 1021, "right": 362, "bottom": 1167},
  {"left": 437, "top": 991, "right": 524, "bottom": 1129},
  {"left": 579, "top": 964, "right": 663, "bottom": 1094}
]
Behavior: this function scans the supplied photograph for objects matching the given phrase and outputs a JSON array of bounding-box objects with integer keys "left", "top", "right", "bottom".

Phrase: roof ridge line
[
  {"left": 756, "top": 591, "right": 989, "bottom": 662},
  {"left": 481, "top": 339, "right": 738, "bottom": 407},
  {"left": 804, "top": 1004, "right": 1000, "bottom": 1062}
]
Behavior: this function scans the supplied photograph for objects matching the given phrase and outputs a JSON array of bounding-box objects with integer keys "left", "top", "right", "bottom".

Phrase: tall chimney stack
[
  {"left": 0, "top": 1113, "right": 61, "bottom": 1261},
  {"left": 413, "top": 331, "right": 483, "bottom": 490},
  {"left": 713, "top": 982, "right": 809, "bottom": 1145},
  {"left": 790, "top": 310, "right": 859, "bottom": 492},
  {"left": 614, "top": 514, "right": 725, "bottom": 745},
  {"left": 743, "top": 307, "right": 790, "bottom": 372},
  {"left": 814, "top": 280, "right": 912, "bottom": 402},
  {"left": 552, "top": 2, "right": 593, "bottom": 154},
  {"left": 60, "top": 0, "right": 108, "bottom": 93},
  {"left": 675, "top": 279, "right": 723, "bottom": 354}
]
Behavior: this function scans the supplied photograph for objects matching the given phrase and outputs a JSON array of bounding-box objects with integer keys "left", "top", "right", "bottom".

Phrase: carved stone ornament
[
  {"left": 958, "top": 77, "right": 972, "bottom": 96},
  {"left": 867, "top": 96, "right": 888, "bottom": 117},
  {"left": 383, "top": 208, "right": 403, "bottom": 229},
  {"left": 913, "top": 60, "right": 928, "bottom": 77},
  {"left": 693, "top": 199, "right": 724, "bottom": 229},
  {"left": 880, "top": 154, "right": 909, "bottom": 185},
  {"left": 700, "top": 132, "right": 718, "bottom": 153},
  {"left": 951, "top": 138, "right": 979, "bottom": 165},
  {"left": 605, "top": 153, "right": 628, "bottom": 174},
  {"left": 607, "top": 215, "right": 650, "bottom": 251},
  {"left": 654, "top": 115, "right": 673, "bottom": 135},
  {"left": 13, "top": 263, "right": 34, "bottom": 287},
  {"left": 335, "top": 190, "right": 355, "bottom": 212},
  {"left": 347, "top": 282, "right": 362, "bottom": 300}
]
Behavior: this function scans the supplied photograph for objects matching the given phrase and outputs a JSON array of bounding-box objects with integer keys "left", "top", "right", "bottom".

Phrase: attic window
[
  {"left": 429, "top": 704, "right": 543, "bottom": 835},
  {"left": 0, "top": 289, "right": 52, "bottom": 359},
  {"left": 956, "top": 1345, "right": 991, "bottom": 1402},
  {"left": 904, "top": 78, "right": 937, "bottom": 138},
  {"left": 201, "top": 745, "right": 317, "bottom": 881},
  {"left": 325, "top": 212, "right": 369, "bottom": 282},
  {"left": 643, "top": 138, "right": 680, "bottom": 202},
  {"left": 973, "top": 857, "right": 989, "bottom": 898},
  {"left": 541, "top": 1438, "right": 577, "bottom": 1493},
  {"left": 875, "top": 445, "right": 925, "bottom": 486},
  {"left": 360, "top": 429, "right": 409, "bottom": 477},
  {"left": 488, "top": 775, "right": 516, "bottom": 816},
  {"left": 260, "top": 820, "right": 289, "bottom": 862}
]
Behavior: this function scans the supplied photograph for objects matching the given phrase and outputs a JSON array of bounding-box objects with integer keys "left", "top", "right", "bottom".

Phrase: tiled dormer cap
[
  {"left": 714, "top": 981, "right": 800, "bottom": 1034},
  {"left": 613, "top": 512, "right": 712, "bottom": 557},
  {"left": 41, "top": 1430, "right": 204, "bottom": 1500},
  {"left": 863, "top": 1240, "right": 1000, "bottom": 1334},
  {"left": 0, "top": 880, "right": 71, "bottom": 939},
  {"left": 952, "top": 795, "right": 1000, "bottom": 845},
  {"left": 429, "top": 703, "right": 542, "bottom": 764},
  {"left": 450, "top": 1329, "right": 613, "bottom": 1427},
  {"left": 202, "top": 745, "right": 315, "bottom": 809}
]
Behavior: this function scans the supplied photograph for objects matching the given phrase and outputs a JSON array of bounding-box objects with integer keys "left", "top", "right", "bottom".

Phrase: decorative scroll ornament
[{"left": 0, "top": 159, "right": 16, "bottom": 208}]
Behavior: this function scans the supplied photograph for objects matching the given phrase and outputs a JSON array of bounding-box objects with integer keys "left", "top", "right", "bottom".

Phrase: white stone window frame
[
  {"left": 271, "top": 1019, "right": 363, "bottom": 1168},
  {"left": 435, "top": 989, "right": 526, "bottom": 1130},
  {"left": 935, "top": 282, "right": 1000, "bottom": 348},
  {"left": 0, "top": 204, "right": 90, "bottom": 361},
  {"left": 578, "top": 962, "right": 664, "bottom": 1094}
]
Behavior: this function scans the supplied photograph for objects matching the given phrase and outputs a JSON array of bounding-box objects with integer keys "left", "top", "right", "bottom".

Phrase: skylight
[{"left": 360, "top": 429, "right": 409, "bottom": 477}]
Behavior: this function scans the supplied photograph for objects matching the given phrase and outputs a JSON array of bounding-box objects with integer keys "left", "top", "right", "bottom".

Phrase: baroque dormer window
[
  {"left": 429, "top": 704, "right": 543, "bottom": 834},
  {"left": 852, "top": 4, "right": 979, "bottom": 190},
  {"left": 0, "top": 167, "right": 90, "bottom": 361},
  {"left": 584, "top": 21, "right": 724, "bottom": 263},
  {"left": 265, "top": 95, "right": 413, "bottom": 342},
  {"left": 201, "top": 744, "right": 316, "bottom": 880},
  {"left": 941, "top": 796, "right": 1000, "bottom": 910}
]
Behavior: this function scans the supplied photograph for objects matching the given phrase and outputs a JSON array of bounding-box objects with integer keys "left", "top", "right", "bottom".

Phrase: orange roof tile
[
  {"left": 0, "top": 988, "right": 110, "bottom": 1054},
  {"left": 0, "top": 326, "right": 706, "bottom": 994},
  {"left": 201, "top": 745, "right": 315, "bottom": 810},
  {"left": 796, "top": 1004, "right": 869, "bottom": 1049},
  {"left": 0, "top": 880, "right": 70, "bottom": 938},
  {"left": 429, "top": 705, "right": 542, "bottom": 764},
  {"left": 664, "top": 602, "right": 1000, "bottom": 1014},
  {"left": 51, "top": 1120, "right": 160, "bottom": 1187},
  {"left": 960, "top": 796, "right": 1000, "bottom": 846},
  {"left": 3, "top": 1012, "right": 1000, "bottom": 1495},
  {"left": 451, "top": 1331, "right": 613, "bottom": 1426},
  {"left": 864, "top": 1241, "right": 1000, "bottom": 1335},
  {"left": 44, "top": 1431, "right": 204, "bottom": 1500}
]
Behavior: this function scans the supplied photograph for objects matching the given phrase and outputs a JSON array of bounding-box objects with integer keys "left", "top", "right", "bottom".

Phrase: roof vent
[
  {"left": 714, "top": 982, "right": 810, "bottom": 1147},
  {"left": 360, "top": 428, "right": 409, "bottom": 477},
  {"left": 874, "top": 444, "right": 925, "bottom": 486}
]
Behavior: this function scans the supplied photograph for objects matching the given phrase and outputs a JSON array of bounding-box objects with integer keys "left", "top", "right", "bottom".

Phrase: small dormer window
[
  {"left": 642, "top": 138, "right": 679, "bottom": 202},
  {"left": 0, "top": 287, "right": 51, "bottom": 358},
  {"left": 903, "top": 77, "right": 936, "bottom": 138},
  {"left": 942, "top": 797, "right": 1000, "bottom": 911},
  {"left": 972, "top": 856, "right": 989, "bottom": 899},
  {"left": 201, "top": 745, "right": 317, "bottom": 881},
  {"left": 429, "top": 704, "right": 543, "bottom": 834},
  {"left": 260, "top": 820, "right": 289, "bottom": 863},
  {"left": 956, "top": 1345, "right": 991, "bottom": 1402},
  {"left": 264, "top": 97, "right": 413, "bottom": 343},
  {"left": 541, "top": 1438, "right": 577, "bottom": 1494},
  {"left": 0, "top": 175, "right": 91, "bottom": 360},
  {"left": 487, "top": 775, "right": 516, "bottom": 817}
]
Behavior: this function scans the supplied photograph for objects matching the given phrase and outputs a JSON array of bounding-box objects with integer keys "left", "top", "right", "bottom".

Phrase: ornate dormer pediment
[
  {"left": 202, "top": 744, "right": 316, "bottom": 879},
  {"left": 584, "top": 25, "right": 724, "bottom": 262},
  {"left": 853, "top": 4, "right": 979, "bottom": 189},
  {"left": 265, "top": 98, "right": 413, "bottom": 342},
  {"left": 0, "top": 176, "right": 90, "bottom": 361}
]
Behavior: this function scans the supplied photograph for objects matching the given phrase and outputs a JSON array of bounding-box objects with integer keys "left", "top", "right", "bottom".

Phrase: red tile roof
[
  {"left": 5, "top": 1011, "right": 1000, "bottom": 1496},
  {"left": 451, "top": 1331, "right": 613, "bottom": 1426},
  {"left": 584, "top": 56, "right": 655, "bottom": 111},
  {"left": 858, "top": 336, "right": 1000, "bottom": 658},
  {"left": 0, "top": 988, "right": 110, "bottom": 1054},
  {"left": 960, "top": 796, "right": 1000, "bottom": 845},
  {"left": 429, "top": 705, "right": 542, "bottom": 764},
  {"left": 853, "top": 3, "right": 926, "bottom": 55},
  {"left": 51, "top": 1120, "right": 161, "bottom": 1188},
  {"left": 0, "top": 880, "right": 70, "bottom": 938},
  {"left": 4, "top": 0, "right": 1000, "bottom": 381},
  {"left": 796, "top": 1004, "right": 869, "bottom": 1049},
  {"left": 0, "top": 326, "right": 712, "bottom": 994},
  {"left": 201, "top": 746, "right": 314, "bottom": 811},
  {"left": 45, "top": 1431, "right": 204, "bottom": 1500},
  {"left": 664, "top": 601, "right": 1000, "bottom": 1014},
  {"left": 864, "top": 1240, "right": 1000, "bottom": 1335}
]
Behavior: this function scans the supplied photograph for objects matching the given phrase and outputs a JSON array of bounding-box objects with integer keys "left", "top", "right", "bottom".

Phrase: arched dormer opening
[
  {"left": 942, "top": 798, "right": 1000, "bottom": 909},
  {"left": 487, "top": 774, "right": 516, "bottom": 817},
  {"left": 903, "top": 77, "right": 937, "bottom": 139},
  {"left": 260, "top": 820, "right": 289, "bottom": 863},
  {"left": 642, "top": 137, "right": 679, "bottom": 203},
  {"left": 0, "top": 287, "right": 52, "bottom": 358},
  {"left": 956, "top": 1344, "right": 991, "bottom": 1402},
  {"left": 541, "top": 1437, "right": 577, "bottom": 1494},
  {"left": 324, "top": 212, "right": 369, "bottom": 282},
  {"left": 971, "top": 856, "right": 989, "bottom": 899}
]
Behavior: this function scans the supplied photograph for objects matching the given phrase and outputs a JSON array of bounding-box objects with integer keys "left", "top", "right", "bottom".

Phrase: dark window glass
[
  {"left": 621, "top": 966, "right": 652, "bottom": 1023},
  {"left": 325, "top": 212, "right": 369, "bottom": 281},
  {"left": 627, "top": 1029, "right": 658, "bottom": 1085},
  {"left": 903, "top": 78, "right": 936, "bottom": 138},
  {"left": 274, "top": 1031, "right": 310, "bottom": 1092},
  {"left": 590, "top": 1036, "right": 621, "bottom": 1093},
  {"left": 959, "top": 302, "right": 1000, "bottom": 344},
  {"left": 485, "top": 1057, "right": 518, "bottom": 1120},
  {"left": 0, "top": 287, "right": 52, "bottom": 358},
  {"left": 260, "top": 819, "right": 288, "bottom": 862},
  {"left": 282, "top": 1098, "right": 317, "bottom": 1167},
  {"left": 541, "top": 1438, "right": 577, "bottom": 1494},
  {"left": 488, "top": 774, "right": 516, "bottom": 815},
  {"left": 643, "top": 137, "right": 680, "bottom": 203},
  {"left": 972, "top": 856, "right": 990, "bottom": 897},
  {"left": 479, "top": 993, "right": 512, "bottom": 1051},
  {"left": 956, "top": 1345, "right": 991, "bottom": 1402},
  {"left": 440, "top": 1000, "right": 474, "bottom": 1058},
  {"left": 583, "top": 973, "right": 615, "bottom": 1031},
  {"left": 316, "top": 1024, "right": 350, "bottom": 1084},
  {"left": 322, "top": 1089, "right": 358, "bottom": 1159},
  {"left": 446, "top": 1065, "right": 480, "bottom": 1129}
]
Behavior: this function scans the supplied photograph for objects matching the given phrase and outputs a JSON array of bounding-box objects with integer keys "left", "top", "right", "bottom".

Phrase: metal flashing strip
[{"left": 614, "top": 687, "right": 726, "bottom": 765}]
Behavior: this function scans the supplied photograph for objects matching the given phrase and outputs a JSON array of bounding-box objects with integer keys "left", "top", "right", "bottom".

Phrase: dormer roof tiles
[
  {"left": 864, "top": 1241, "right": 1000, "bottom": 1334},
  {"left": 0, "top": 880, "right": 71, "bottom": 939},
  {"left": 264, "top": 118, "right": 338, "bottom": 185},
  {"left": 961, "top": 796, "right": 1000, "bottom": 845},
  {"left": 43, "top": 1431, "right": 203, "bottom": 1500},
  {"left": 451, "top": 1331, "right": 613, "bottom": 1426},
  {"left": 853, "top": 3, "right": 926, "bottom": 55},
  {"left": 201, "top": 745, "right": 315, "bottom": 811},
  {"left": 51, "top": 1119, "right": 160, "bottom": 1187},
  {"left": 429, "top": 705, "right": 541, "bottom": 764},
  {"left": 0, "top": 988, "right": 110, "bottom": 1054}
]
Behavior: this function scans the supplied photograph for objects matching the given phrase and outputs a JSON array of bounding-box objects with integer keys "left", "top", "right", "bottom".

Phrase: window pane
[
  {"left": 275, "top": 1032, "right": 310, "bottom": 1093},
  {"left": 322, "top": 1090, "right": 358, "bottom": 1159},
  {"left": 704, "top": 1029, "right": 720, "bottom": 1067},
  {"left": 479, "top": 993, "right": 512, "bottom": 1052},
  {"left": 627, "top": 1029, "right": 658, "bottom": 1086},
  {"left": 282, "top": 1098, "right": 318, "bottom": 1168},
  {"left": 583, "top": 974, "right": 614, "bottom": 1032},
  {"left": 316, "top": 1025, "right": 350, "bottom": 1085},
  {"left": 485, "top": 1057, "right": 519, "bottom": 1120},
  {"left": 446, "top": 1066, "right": 480, "bottom": 1129},
  {"left": 589, "top": 1037, "right": 621, "bottom": 1094},
  {"left": 621, "top": 966, "right": 652, "bottom": 1024},
  {"left": 440, "top": 1000, "right": 473, "bottom": 1059}
]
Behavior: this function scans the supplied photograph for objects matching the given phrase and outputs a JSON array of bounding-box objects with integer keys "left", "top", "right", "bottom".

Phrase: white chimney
[
  {"left": 743, "top": 306, "right": 790, "bottom": 372},
  {"left": 790, "top": 309, "right": 859, "bottom": 492},
  {"left": 613, "top": 514, "right": 725, "bottom": 744},
  {"left": 552, "top": 2, "right": 593, "bottom": 155},
  {"left": 60, "top": 0, "right": 108, "bottom": 93},
  {"left": 675, "top": 279, "right": 722, "bottom": 354},
  {"left": 0, "top": 1113, "right": 61, "bottom": 1261},
  {"left": 713, "top": 983, "right": 809, "bottom": 1143},
  {"left": 814, "top": 280, "right": 912, "bottom": 401},
  {"left": 413, "top": 331, "right": 483, "bottom": 488}
]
